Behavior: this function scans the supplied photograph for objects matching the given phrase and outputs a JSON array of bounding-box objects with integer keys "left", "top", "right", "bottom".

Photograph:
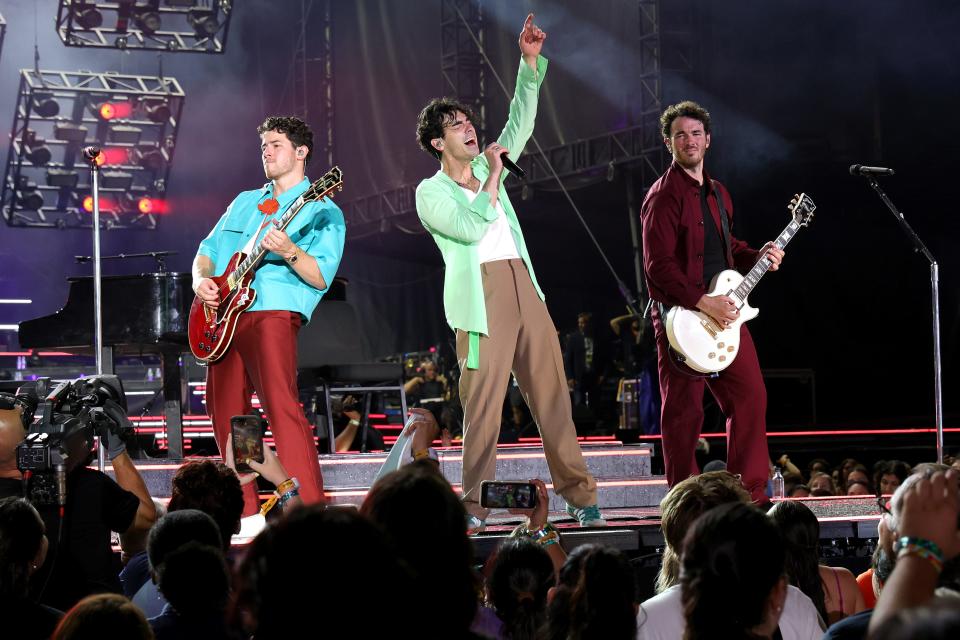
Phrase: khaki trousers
[{"left": 457, "top": 259, "right": 598, "bottom": 518}]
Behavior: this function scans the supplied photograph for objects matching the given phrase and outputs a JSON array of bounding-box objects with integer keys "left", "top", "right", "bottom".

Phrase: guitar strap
[{"left": 710, "top": 179, "right": 734, "bottom": 267}]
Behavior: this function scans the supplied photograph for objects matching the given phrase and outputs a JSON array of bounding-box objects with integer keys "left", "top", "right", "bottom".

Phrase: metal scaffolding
[
  {"left": 339, "top": 0, "right": 696, "bottom": 233},
  {"left": 441, "top": 0, "right": 486, "bottom": 144},
  {"left": 293, "top": 0, "right": 334, "bottom": 168},
  {"left": 1, "top": 68, "right": 186, "bottom": 229},
  {"left": 0, "top": 12, "right": 6, "bottom": 67},
  {"left": 55, "top": 0, "right": 234, "bottom": 54}
]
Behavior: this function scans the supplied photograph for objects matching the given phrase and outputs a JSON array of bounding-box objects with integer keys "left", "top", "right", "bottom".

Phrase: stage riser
[
  {"left": 320, "top": 443, "right": 654, "bottom": 487},
  {"left": 325, "top": 480, "right": 668, "bottom": 510}
]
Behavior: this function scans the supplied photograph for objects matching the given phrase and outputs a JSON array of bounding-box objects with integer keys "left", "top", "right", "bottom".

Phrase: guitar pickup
[{"left": 701, "top": 319, "right": 720, "bottom": 338}]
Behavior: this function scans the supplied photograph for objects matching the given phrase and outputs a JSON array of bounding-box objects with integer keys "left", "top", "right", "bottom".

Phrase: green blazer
[{"left": 416, "top": 56, "right": 548, "bottom": 355}]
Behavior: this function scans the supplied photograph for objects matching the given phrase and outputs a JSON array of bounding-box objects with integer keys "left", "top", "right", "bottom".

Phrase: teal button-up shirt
[{"left": 196, "top": 177, "right": 346, "bottom": 322}]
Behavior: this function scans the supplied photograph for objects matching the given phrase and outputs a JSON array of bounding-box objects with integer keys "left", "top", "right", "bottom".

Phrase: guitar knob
[
  {"left": 717, "top": 342, "right": 725, "bottom": 348},
  {"left": 708, "top": 352, "right": 716, "bottom": 359},
  {"left": 211, "top": 335, "right": 217, "bottom": 342},
  {"left": 204, "top": 331, "right": 211, "bottom": 338},
  {"left": 727, "top": 346, "right": 735, "bottom": 353},
  {"left": 719, "top": 355, "right": 727, "bottom": 362},
  {"left": 198, "top": 343, "right": 204, "bottom": 349}
]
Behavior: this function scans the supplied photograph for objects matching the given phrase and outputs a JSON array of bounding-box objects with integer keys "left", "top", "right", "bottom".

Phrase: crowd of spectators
[{"left": 2, "top": 394, "right": 960, "bottom": 638}]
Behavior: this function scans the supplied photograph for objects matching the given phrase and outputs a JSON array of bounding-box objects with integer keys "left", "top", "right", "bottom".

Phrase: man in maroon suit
[{"left": 641, "top": 101, "right": 784, "bottom": 502}]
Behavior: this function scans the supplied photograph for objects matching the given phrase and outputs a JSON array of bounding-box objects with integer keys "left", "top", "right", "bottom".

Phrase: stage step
[
  {"left": 323, "top": 476, "right": 668, "bottom": 510},
  {"left": 118, "top": 442, "right": 666, "bottom": 510},
  {"left": 319, "top": 442, "right": 654, "bottom": 487}
]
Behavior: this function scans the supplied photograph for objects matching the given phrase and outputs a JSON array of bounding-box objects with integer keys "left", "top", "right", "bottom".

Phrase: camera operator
[{"left": 0, "top": 384, "right": 157, "bottom": 611}]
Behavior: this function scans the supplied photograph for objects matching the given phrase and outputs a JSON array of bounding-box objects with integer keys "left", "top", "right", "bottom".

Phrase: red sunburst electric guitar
[{"left": 188, "top": 166, "right": 343, "bottom": 363}]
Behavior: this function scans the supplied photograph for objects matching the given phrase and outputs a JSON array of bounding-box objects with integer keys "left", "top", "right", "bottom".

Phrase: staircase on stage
[{"left": 119, "top": 441, "right": 883, "bottom": 562}]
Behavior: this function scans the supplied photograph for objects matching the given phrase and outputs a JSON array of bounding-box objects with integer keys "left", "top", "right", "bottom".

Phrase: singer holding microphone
[{"left": 414, "top": 13, "right": 603, "bottom": 532}]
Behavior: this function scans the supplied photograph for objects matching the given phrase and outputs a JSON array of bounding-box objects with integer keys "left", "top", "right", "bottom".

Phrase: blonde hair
[{"left": 656, "top": 471, "right": 751, "bottom": 593}]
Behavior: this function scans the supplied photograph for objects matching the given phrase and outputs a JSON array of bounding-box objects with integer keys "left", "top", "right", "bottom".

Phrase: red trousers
[
  {"left": 654, "top": 320, "right": 769, "bottom": 502},
  {"left": 206, "top": 311, "right": 324, "bottom": 515}
]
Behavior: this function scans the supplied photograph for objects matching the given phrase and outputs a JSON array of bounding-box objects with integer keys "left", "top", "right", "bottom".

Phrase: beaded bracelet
[
  {"left": 535, "top": 530, "right": 560, "bottom": 548},
  {"left": 894, "top": 536, "right": 944, "bottom": 573}
]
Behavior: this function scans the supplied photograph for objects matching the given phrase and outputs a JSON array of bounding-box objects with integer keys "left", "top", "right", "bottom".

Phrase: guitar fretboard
[
  {"left": 233, "top": 194, "right": 307, "bottom": 278},
  {"left": 732, "top": 220, "right": 801, "bottom": 302}
]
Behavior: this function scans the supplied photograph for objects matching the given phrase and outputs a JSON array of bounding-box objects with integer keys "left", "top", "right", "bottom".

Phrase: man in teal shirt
[
  {"left": 193, "top": 116, "right": 345, "bottom": 515},
  {"left": 414, "top": 14, "right": 603, "bottom": 530}
]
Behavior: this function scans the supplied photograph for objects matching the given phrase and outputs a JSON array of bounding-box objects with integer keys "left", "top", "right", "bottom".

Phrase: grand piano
[
  {"left": 18, "top": 273, "right": 194, "bottom": 457},
  {"left": 18, "top": 273, "right": 357, "bottom": 457}
]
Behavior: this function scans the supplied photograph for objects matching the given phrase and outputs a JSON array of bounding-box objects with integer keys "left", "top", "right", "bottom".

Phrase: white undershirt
[{"left": 459, "top": 185, "right": 520, "bottom": 263}]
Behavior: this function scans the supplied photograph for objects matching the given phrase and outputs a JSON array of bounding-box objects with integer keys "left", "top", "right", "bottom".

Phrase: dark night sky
[{"left": 0, "top": 0, "right": 957, "bottom": 427}]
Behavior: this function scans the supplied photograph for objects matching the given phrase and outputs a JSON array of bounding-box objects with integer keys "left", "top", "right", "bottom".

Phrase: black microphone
[
  {"left": 82, "top": 146, "right": 101, "bottom": 161},
  {"left": 849, "top": 164, "right": 895, "bottom": 176},
  {"left": 500, "top": 152, "right": 526, "bottom": 179}
]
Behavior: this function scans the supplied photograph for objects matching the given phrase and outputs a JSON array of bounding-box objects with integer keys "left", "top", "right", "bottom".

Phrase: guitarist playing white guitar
[
  {"left": 641, "top": 100, "right": 785, "bottom": 505},
  {"left": 191, "top": 116, "right": 345, "bottom": 516}
]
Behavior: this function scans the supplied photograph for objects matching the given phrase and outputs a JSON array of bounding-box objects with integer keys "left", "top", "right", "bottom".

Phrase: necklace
[{"left": 452, "top": 175, "right": 479, "bottom": 191}]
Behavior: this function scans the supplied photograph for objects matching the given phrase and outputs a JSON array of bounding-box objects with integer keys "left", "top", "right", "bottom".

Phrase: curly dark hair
[
  {"left": 168, "top": 460, "right": 244, "bottom": 550},
  {"left": 257, "top": 115, "right": 314, "bottom": 165},
  {"left": 660, "top": 100, "right": 712, "bottom": 139},
  {"left": 415, "top": 98, "right": 479, "bottom": 160}
]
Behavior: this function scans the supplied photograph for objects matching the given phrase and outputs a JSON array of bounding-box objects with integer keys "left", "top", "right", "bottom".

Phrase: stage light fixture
[
  {"left": 56, "top": 0, "right": 233, "bottom": 54},
  {"left": 134, "top": 10, "right": 162, "bottom": 34},
  {"left": 188, "top": 9, "right": 219, "bottom": 38},
  {"left": 53, "top": 122, "right": 89, "bottom": 143},
  {"left": 108, "top": 125, "right": 142, "bottom": 145},
  {"left": 100, "top": 171, "right": 135, "bottom": 190},
  {"left": 25, "top": 144, "right": 52, "bottom": 167},
  {"left": 4, "top": 68, "right": 185, "bottom": 229},
  {"left": 15, "top": 182, "right": 44, "bottom": 211},
  {"left": 32, "top": 93, "right": 60, "bottom": 118},
  {"left": 76, "top": 6, "right": 104, "bottom": 29},
  {"left": 98, "top": 147, "right": 131, "bottom": 165},
  {"left": 132, "top": 146, "right": 165, "bottom": 171},
  {"left": 46, "top": 169, "right": 80, "bottom": 188}
]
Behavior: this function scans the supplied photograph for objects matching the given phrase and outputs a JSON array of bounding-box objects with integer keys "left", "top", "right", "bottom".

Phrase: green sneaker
[
  {"left": 566, "top": 503, "right": 607, "bottom": 527},
  {"left": 466, "top": 514, "right": 486, "bottom": 534}
]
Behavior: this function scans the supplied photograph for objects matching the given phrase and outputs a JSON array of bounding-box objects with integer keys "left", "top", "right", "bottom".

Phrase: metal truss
[
  {"left": 2, "top": 68, "right": 186, "bottom": 229},
  {"left": 441, "top": 0, "right": 486, "bottom": 144},
  {"left": 0, "top": 12, "right": 6, "bottom": 66},
  {"left": 340, "top": 0, "right": 697, "bottom": 230},
  {"left": 293, "top": 0, "right": 334, "bottom": 168},
  {"left": 55, "top": 0, "right": 233, "bottom": 54}
]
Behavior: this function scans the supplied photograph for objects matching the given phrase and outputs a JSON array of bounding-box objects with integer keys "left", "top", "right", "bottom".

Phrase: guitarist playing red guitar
[{"left": 191, "top": 116, "right": 345, "bottom": 515}]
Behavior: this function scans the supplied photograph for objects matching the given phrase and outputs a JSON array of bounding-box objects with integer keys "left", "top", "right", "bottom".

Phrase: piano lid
[{"left": 18, "top": 272, "right": 193, "bottom": 350}]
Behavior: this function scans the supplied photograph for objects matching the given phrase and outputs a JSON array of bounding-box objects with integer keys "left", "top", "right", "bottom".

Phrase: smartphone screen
[
  {"left": 479, "top": 481, "right": 538, "bottom": 509},
  {"left": 230, "top": 415, "right": 265, "bottom": 473}
]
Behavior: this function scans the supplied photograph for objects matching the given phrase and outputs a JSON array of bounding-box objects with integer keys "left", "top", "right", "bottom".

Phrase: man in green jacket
[{"left": 414, "top": 13, "right": 603, "bottom": 531}]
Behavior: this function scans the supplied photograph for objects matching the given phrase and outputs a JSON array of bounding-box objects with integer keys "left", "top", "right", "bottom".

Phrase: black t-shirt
[
  {"left": 701, "top": 184, "right": 728, "bottom": 287},
  {"left": 28, "top": 467, "right": 140, "bottom": 611}
]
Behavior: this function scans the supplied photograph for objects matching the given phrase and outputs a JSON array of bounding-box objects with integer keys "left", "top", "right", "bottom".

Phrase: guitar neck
[
  {"left": 732, "top": 219, "right": 802, "bottom": 301},
  {"left": 232, "top": 194, "right": 308, "bottom": 279}
]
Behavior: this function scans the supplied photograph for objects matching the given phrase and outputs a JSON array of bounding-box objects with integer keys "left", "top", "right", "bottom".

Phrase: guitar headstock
[
  {"left": 303, "top": 166, "right": 343, "bottom": 203},
  {"left": 788, "top": 192, "right": 815, "bottom": 227}
]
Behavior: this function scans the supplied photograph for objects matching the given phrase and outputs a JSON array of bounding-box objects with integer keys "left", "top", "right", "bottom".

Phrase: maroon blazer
[{"left": 641, "top": 161, "right": 758, "bottom": 315}]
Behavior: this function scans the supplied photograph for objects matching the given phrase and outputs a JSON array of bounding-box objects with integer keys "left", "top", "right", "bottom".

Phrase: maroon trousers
[
  {"left": 654, "top": 320, "right": 769, "bottom": 502},
  {"left": 206, "top": 311, "right": 324, "bottom": 515}
]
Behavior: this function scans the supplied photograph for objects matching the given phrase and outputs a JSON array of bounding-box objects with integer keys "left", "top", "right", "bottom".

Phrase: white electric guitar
[{"left": 665, "top": 193, "right": 816, "bottom": 374}]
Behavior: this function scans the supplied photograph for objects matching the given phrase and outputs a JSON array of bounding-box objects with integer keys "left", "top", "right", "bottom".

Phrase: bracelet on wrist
[{"left": 894, "top": 536, "right": 945, "bottom": 573}]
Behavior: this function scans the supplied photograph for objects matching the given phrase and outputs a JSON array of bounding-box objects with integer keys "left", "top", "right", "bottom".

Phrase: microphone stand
[
  {"left": 85, "top": 150, "right": 107, "bottom": 473},
  {"left": 859, "top": 174, "right": 944, "bottom": 464}
]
